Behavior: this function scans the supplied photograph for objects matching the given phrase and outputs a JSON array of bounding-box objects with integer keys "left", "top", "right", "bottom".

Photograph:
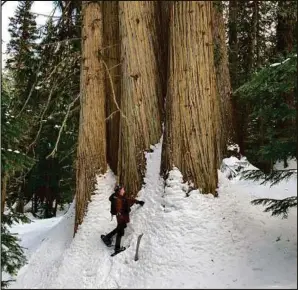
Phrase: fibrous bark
[
  {"left": 117, "top": 1, "right": 162, "bottom": 196},
  {"left": 211, "top": 2, "right": 234, "bottom": 160},
  {"left": 74, "top": 1, "right": 107, "bottom": 234},
  {"left": 162, "top": 1, "right": 220, "bottom": 195},
  {"left": 103, "top": 2, "right": 121, "bottom": 174}
]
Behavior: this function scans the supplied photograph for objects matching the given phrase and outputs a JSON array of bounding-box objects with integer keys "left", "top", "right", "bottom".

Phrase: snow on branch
[{"left": 46, "top": 94, "right": 80, "bottom": 159}]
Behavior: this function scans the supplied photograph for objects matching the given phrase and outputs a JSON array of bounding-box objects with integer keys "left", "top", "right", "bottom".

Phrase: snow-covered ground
[{"left": 5, "top": 141, "right": 297, "bottom": 289}]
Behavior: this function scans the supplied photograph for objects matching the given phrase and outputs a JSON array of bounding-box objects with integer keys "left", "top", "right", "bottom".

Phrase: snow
[
  {"left": 270, "top": 62, "right": 281, "bottom": 67},
  {"left": 274, "top": 158, "right": 297, "bottom": 170},
  {"left": 269, "top": 56, "right": 294, "bottom": 67},
  {"left": 227, "top": 143, "right": 240, "bottom": 153},
  {"left": 5, "top": 139, "right": 297, "bottom": 289}
]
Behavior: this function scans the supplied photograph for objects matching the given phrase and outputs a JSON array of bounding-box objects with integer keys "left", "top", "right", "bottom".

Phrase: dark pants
[{"left": 106, "top": 222, "right": 127, "bottom": 250}]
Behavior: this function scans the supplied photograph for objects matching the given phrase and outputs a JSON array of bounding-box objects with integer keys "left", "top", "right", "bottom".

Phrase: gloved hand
[{"left": 137, "top": 200, "right": 145, "bottom": 206}]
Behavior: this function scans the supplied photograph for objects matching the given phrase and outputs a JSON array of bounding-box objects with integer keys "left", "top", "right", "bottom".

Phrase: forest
[{"left": 1, "top": 1, "right": 297, "bottom": 288}]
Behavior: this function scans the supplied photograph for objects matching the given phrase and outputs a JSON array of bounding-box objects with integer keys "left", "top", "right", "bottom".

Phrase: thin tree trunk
[
  {"left": 211, "top": 2, "right": 234, "bottom": 160},
  {"left": 276, "top": 0, "right": 296, "bottom": 56},
  {"left": 74, "top": 1, "right": 107, "bottom": 234},
  {"left": 247, "top": 0, "right": 258, "bottom": 76},
  {"left": 162, "top": 1, "right": 220, "bottom": 195},
  {"left": 103, "top": 2, "right": 121, "bottom": 175},
  {"left": 117, "top": 1, "right": 162, "bottom": 196},
  {"left": 275, "top": 0, "right": 297, "bottom": 169},
  {"left": 255, "top": 1, "right": 261, "bottom": 68},
  {"left": 228, "top": 0, "right": 238, "bottom": 90},
  {"left": 228, "top": 0, "right": 246, "bottom": 155},
  {"left": 1, "top": 174, "right": 8, "bottom": 215}
]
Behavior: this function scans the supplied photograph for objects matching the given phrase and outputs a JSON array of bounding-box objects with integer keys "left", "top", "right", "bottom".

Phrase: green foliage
[
  {"left": 1, "top": 210, "right": 30, "bottom": 288},
  {"left": 236, "top": 53, "right": 297, "bottom": 219},
  {"left": 251, "top": 196, "right": 297, "bottom": 219},
  {"left": 241, "top": 169, "right": 297, "bottom": 187},
  {"left": 4, "top": 0, "right": 81, "bottom": 218},
  {"left": 235, "top": 54, "right": 297, "bottom": 169},
  {"left": 1, "top": 87, "right": 34, "bottom": 175},
  {"left": 1, "top": 81, "right": 33, "bottom": 288},
  {"left": 6, "top": 1, "right": 39, "bottom": 110}
]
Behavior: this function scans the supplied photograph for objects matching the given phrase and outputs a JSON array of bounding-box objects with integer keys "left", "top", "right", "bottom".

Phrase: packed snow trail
[
  {"left": 6, "top": 204, "right": 75, "bottom": 288},
  {"left": 8, "top": 140, "right": 297, "bottom": 288}
]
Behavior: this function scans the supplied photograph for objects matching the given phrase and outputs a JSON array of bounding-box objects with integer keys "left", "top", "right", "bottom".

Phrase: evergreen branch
[
  {"left": 251, "top": 196, "right": 297, "bottom": 219},
  {"left": 241, "top": 169, "right": 297, "bottom": 187},
  {"left": 46, "top": 94, "right": 80, "bottom": 159}
]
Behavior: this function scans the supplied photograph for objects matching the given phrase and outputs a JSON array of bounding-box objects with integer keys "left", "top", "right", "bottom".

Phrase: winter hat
[{"left": 114, "top": 184, "right": 123, "bottom": 194}]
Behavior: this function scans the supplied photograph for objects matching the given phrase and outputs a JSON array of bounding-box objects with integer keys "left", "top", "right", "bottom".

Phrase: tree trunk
[
  {"left": 156, "top": 1, "right": 170, "bottom": 119},
  {"left": 228, "top": 0, "right": 246, "bottom": 155},
  {"left": 275, "top": 0, "right": 297, "bottom": 170},
  {"left": 1, "top": 174, "right": 8, "bottom": 216},
  {"left": 103, "top": 2, "right": 121, "bottom": 175},
  {"left": 255, "top": 1, "right": 261, "bottom": 68},
  {"left": 211, "top": 2, "right": 234, "bottom": 160},
  {"left": 228, "top": 0, "right": 238, "bottom": 90},
  {"left": 117, "top": 1, "right": 162, "bottom": 196},
  {"left": 246, "top": 1, "right": 258, "bottom": 77},
  {"left": 276, "top": 1, "right": 296, "bottom": 56},
  {"left": 74, "top": 1, "right": 107, "bottom": 234},
  {"left": 161, "top": 1, "right": 220, "bottom": 195}
]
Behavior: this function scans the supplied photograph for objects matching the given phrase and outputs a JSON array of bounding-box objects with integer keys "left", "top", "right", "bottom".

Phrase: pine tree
[
  {"left": 4, "top": 0, "right": 39, "bottom": 213},
  {"left": 26, "top": 10, "right": 81, "bottom": 218},
  {"left": 228, "top": 1, "right": 280, "bottom": 157},
  {"left": 6, "top": 0, "right": 38, "bottom": 111},
  {"left": 236, "top": 54, "right": 297, "bottom": 218},
  {"left": 1, "top": 79, "right": 33, "bottom": 288}
]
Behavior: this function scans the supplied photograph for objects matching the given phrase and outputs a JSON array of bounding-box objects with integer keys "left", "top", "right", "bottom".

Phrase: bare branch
[
  {"left": 39, "top": 37, "right": 81, "bottom": 48},
  {"left": 28, "top": 83, "right": 57, "bottom": 151},
  {"left": 108, "top": 62, "right": 122, "bottom": 71},
  {"left": 31, "top": 12, "right": 62, "bottom": 18},
  {"left": 46, "top": 94, "right": 80, "bottom": 159},
  {"left": 105, "top": 110, "right": 119, "bottom": 121},
  {"left": 99, "top": 54, "right": 128, "bottom": 123},
  {"left": 16, "top": 61, "right": 43, "bottom": 117}
]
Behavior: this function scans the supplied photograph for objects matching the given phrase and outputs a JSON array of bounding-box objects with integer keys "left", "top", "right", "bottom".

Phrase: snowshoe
[
  {"left": 111, "top": 246, "right": 126, "bottom": 257},
  {"left": 101, "top": 234, "right": 112, "bottom": 247}
]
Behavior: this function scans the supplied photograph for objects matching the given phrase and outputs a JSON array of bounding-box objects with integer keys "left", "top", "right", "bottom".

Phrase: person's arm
[{"left": 127, "top": 197, "right": 144, "bottom": 207}]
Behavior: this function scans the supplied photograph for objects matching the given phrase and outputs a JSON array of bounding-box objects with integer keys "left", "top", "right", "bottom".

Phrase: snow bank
[
  {"left": 8, "top": 202, "right": 75, "bottom": 289},
  {"left": 7, "top": 138, "right": 297, "bottom": 289}
]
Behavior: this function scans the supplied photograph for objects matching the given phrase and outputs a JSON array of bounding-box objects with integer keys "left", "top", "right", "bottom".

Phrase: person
[{"left": 101, "top": 185, "right": 145, "bottom": 254}]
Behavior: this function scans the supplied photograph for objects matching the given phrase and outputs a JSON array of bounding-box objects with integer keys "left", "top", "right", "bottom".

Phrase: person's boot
[
  {"left": 101, "top": 234, "right": 112, "bottom": 247},
  {"left": 114, "top": 234, "right": 123, "bottom": 252}
]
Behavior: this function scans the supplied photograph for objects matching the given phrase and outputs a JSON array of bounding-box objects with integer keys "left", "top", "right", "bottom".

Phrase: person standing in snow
[{"left": 101, "top": 185, "right": 145, "bottom": 254}]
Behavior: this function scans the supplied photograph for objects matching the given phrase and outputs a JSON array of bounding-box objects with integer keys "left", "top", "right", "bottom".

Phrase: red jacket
[{"left": 115, "top": 195, "right": 138, "bottom": 224}]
